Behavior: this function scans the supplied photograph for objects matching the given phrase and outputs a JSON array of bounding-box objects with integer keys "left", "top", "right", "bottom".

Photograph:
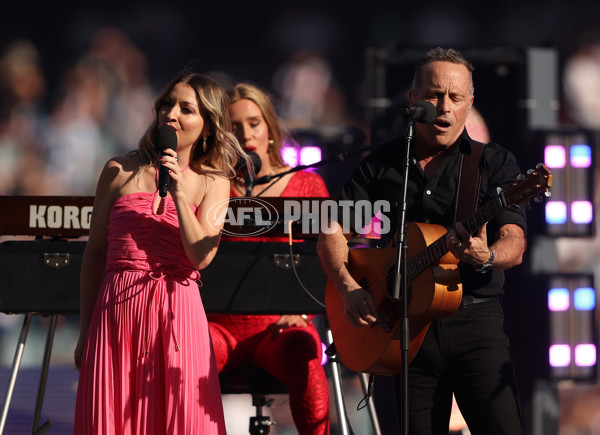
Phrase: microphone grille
[
  {"left": 155, "top": 125, "right": 178, "bottom": 151},
  {"left": 247, "top": 151, "right": 262, "bottom": 175},
  {"left": 416, "top": 100, "right": 437, "bottom": 123}
]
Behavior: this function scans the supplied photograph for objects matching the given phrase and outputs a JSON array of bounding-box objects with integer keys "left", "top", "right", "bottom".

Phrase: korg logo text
[{"left": 29, "top": 205, "right": 93, "bottom": 230}]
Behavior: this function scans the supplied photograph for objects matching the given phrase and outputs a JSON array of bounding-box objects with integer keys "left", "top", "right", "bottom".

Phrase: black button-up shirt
[{"left": 338, "top": 130, "right": 527, "bottom": 297}]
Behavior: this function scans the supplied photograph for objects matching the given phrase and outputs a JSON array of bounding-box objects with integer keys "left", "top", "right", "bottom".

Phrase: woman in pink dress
[
  {"left": 73, "top": 72, "right": 247, "bottom": 434},
  {"left": 208, "top": 83, "right": 331, "bottom": 435}
]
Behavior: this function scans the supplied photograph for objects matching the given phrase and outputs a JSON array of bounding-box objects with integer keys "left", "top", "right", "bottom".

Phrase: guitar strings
[
  {"left": 355, "top": 175, "right": 539, "bottom": 299},
  {"left": 356, "top": 231, "right": 451, "bottom": 300}
]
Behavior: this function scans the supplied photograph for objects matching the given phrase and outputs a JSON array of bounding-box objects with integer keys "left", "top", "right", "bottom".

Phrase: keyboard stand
[{"left": 0, "top": 313, "right": 57, "bottom": 435}]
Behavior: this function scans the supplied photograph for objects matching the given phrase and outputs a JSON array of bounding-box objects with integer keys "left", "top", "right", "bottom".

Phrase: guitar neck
[
  {"left": 407, "top": 195, "right": 504, "bottom": 280},
  {"left": 460, "top": 195, "right": 504, "bottom": 235}
]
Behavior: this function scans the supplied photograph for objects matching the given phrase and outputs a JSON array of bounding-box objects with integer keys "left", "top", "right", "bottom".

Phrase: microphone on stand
[
  {"left": 243, "top": 151, "right": 262, "bottom": 196},
  {"left": 400, "top": 100, "right": 436, "bottom": 123},
  {"left": 155, "top": 125, "right": 178, "bottom": 197}
]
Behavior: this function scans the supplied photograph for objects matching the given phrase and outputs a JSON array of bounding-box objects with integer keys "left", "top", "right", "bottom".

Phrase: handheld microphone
[
  {"left": 243, "top": 151, "right": 262, "bottom": 196},
  {"left": 400, "top": 100, "right": 436, "bottom": 123},
  {"left": 155, "top": 125, "right": 178, "bottom": 197}
]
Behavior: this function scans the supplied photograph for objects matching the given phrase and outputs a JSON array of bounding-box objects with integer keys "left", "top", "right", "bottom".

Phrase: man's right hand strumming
[{"left": 342, "top": 287, "right": 379, "bottom": 328}]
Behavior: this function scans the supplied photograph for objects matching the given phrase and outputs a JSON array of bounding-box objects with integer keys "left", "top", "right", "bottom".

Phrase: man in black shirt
[{"left": 318, "top": 47, "right": 526, "bottom": 434}]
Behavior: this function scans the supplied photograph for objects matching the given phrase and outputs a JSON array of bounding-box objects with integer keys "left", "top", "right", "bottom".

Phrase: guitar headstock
[{"left": 502, "top": 163, "right": 552, "bottom": 208}]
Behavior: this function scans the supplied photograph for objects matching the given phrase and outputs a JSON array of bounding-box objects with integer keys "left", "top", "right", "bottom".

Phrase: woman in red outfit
[{"left": 207, "top": 82, "right": 331, "bottom": 434}]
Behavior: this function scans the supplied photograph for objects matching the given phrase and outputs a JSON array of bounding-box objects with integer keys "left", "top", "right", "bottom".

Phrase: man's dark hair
[{"left": 412, "top": 47, "right": 475, "bottom": 95}]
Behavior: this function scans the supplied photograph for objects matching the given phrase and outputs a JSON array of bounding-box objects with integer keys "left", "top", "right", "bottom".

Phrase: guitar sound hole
[
  {"left": 378, "top": 298, "right": 403, "bottom": 332},
  {"left": 374, "top": 267, "right": 411, "bottom": 332}
]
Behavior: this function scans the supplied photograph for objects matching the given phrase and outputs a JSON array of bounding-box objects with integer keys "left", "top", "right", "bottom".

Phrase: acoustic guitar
[{"left": 325, "top": 164, "right": 552, "bottom": 374}]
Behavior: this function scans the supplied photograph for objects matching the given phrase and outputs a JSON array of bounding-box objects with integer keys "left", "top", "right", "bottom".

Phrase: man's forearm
[{"left": 317, "top": 224, "right": 360, "bottom": 294}]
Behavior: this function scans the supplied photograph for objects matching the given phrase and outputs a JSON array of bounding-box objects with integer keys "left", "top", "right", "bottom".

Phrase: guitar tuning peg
[
  {"left": 527, "top": 169, "right": 535, "bottom": 174},
  {"left": 517, "top": 174, "right": 525, "bottom": 180},
  {"left": 544, "top": 190, "right": 552, "bottom": 198}
]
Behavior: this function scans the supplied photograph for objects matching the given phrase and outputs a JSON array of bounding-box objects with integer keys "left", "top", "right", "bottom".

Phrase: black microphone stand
[
  {"left": 244, "top": 166, "right": 255, "bottom": 197},
  {"left": 253, "top": 134, "right": 413, "bottom": 434},
  {"left": 393, "top": 119, "right": 415, "bottom": 435}
]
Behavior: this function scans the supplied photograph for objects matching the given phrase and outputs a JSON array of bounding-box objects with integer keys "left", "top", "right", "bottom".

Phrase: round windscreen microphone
[
  {"left": 243, "top": 151, "right": 263, "bottom": 196},
  {"left": 400, "top": 100, "right": 436, "bottom": 123}
]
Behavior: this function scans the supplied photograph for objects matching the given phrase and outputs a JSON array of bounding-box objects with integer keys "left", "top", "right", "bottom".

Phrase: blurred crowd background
[
  {"left": 2, "top": 0, "right": 600, "bottom": 197},
  {"left": 2, "top": 1, "right": 600, "bottom": 434}
]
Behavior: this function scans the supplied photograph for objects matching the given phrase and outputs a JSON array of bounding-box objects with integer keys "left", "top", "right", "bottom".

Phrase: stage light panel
[
  {"left": 545, "top": 201, "right": 567, "bottom": 224},
  {"left": 281, "top": 145, "right": 299, "bottom": 167},
  {"left": 574, "top": 287, "right": 596, "bottom": 310},
  {"left": 548, "top": 288, "right": 570, "bottom": 311},
  {"left": 281, "top": 143, "right": 324, "bottom": 168},
  {"left": 545, "top": 274, "right": 597, "bottom": 381},
  {"left": 571, "top": 201, "right": 593, "bottom": 224},
  {"left": 544, "top": 145, "right": 566, "bottom": 168},
  {"left": 575, "top": 344, "right": 597, "bottom": 367},
  {"left": 549, "top": 344, "right": 571, "bottom": 367},
  {"left": 299, "top": 146, "right": 322, "bottom": 166},
  {"left": 539, "top": 130, "right": 594, "bottom": 236},
  {"left": 570, "top": 144, "right": 592, "bottom": 168}
]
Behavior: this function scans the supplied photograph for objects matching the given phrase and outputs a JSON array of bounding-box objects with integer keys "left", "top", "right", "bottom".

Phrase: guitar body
[
  {"left": 325, "top": 164, "right": 552, "bottom": 374},
  {"left": 325, "top": 222, "right": 463, "bottom": 374},
  {"left": 405, "top": 222, "right": 463, "bottom": 317}
]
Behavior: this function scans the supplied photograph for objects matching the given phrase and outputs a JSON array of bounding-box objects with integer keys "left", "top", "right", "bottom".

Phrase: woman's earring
[
  {"left": 203, "top": 135, "right": 208, "bottom": 153},
  {"left": 268, "top": 139, "right": 274, "bottom": 149}
]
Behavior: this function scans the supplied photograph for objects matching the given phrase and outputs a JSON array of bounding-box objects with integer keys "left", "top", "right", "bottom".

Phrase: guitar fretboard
[{"left": 407, "top": 196, "right": 504, "bottom": 280}]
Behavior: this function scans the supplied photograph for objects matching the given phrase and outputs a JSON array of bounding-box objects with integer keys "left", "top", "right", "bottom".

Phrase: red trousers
[{"left": 208, "top": 314, "right": 330, "bottom": 435}]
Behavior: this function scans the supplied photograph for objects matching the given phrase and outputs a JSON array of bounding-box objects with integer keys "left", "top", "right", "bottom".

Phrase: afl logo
[{"left": 208, "top": 197, "right": 279, "bottom": 237}]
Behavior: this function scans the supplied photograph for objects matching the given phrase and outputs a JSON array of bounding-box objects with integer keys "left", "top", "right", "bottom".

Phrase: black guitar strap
[{"left": 454, "top": 141, "right": 485, "bottom": 224}]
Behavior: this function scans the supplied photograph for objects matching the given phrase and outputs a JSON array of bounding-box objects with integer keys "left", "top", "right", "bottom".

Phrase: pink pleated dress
[{"left": 74, "top": 192, "right": 226, "bottom": 434}]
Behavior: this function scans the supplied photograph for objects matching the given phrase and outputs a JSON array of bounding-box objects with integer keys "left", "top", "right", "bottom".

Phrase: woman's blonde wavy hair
[
  {"left": 136, "top": 71, "right": 247, "bottom": 178},
  {"left": 227, "top": 82, "right": 288, "bottom": 169}
]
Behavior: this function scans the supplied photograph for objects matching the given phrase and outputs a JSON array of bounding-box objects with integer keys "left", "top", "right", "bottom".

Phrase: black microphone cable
[{"left": 286, "top": 220, "right": 325, "bottom": 309}]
